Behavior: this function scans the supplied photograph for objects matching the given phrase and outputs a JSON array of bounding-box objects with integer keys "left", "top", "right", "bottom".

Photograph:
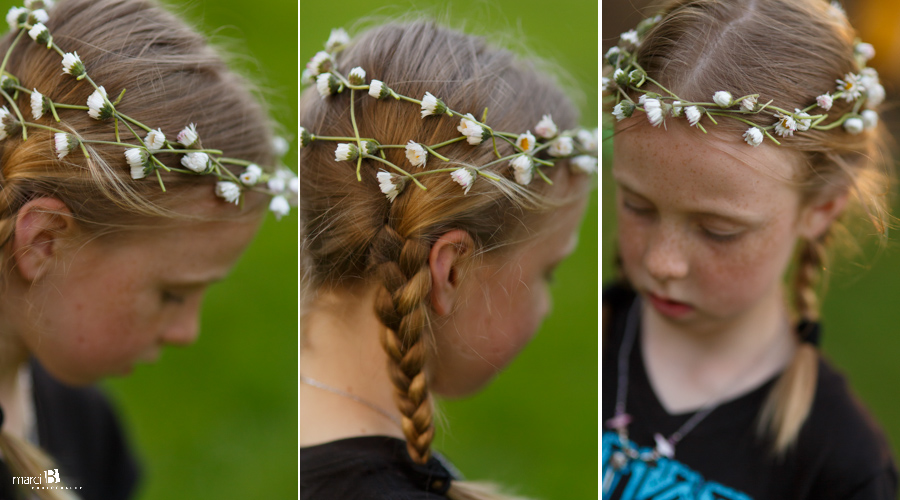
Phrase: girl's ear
[
  {"left": 429, "top": 229, "right": 475, "bottom": 316},
  {"left": 12, "top": 197, "right": 76, "bottom": 282},
  {"left": 798, "top": 189, "right": 849, "bottom": 240}
]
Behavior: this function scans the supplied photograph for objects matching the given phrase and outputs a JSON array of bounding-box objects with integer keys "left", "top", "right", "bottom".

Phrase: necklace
[
  {"left": 603, "top": 297, "right": 789, "bottom": 489},
  {"left": 300, "top": 375, "right": 403, "bottom": 428}
]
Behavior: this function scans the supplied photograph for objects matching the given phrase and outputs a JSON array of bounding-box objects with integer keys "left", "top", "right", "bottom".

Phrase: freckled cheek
[
  {"left": 696, "top": 228, "right": 796, "bottom": 311},
  {"left": 616, "top": 214, "right": 649, "bottom": 279}
]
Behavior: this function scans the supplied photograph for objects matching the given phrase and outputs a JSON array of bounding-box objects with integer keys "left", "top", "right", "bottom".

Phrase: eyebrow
[{"left": 615, "top": 178, "right": 766, "bottom": 226}]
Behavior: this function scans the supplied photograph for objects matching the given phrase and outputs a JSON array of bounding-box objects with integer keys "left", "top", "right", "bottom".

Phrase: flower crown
[
  {"left": 1, "top": 0, "right": 297, "bottom": 219},
  {"left": 603, "top": 5, "right": 885, "bottom": 147},
  {"left": 300, "top": 28, "right": 599, "bottom": 202}
]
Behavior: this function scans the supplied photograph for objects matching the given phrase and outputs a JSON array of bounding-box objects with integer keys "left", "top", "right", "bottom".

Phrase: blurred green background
[
  {"left": 0, "top": 0, "right": 299, "bottom": 497},
  {"left": 301, "top": 1, "right": 598, "bottom": 499},
  {"left": 603, "top": 0, "right": 900, "bottom": 479}
]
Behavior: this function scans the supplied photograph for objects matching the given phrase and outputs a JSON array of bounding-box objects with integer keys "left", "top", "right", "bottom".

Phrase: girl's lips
[{"left": 647, "top": 292, "right": 694, "bottom": 318}]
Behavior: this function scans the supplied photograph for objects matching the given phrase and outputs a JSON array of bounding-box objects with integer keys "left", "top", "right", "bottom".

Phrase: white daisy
[
  {"left": 377, "top": 171, "right": 404, "bottom": 202},
  {"left": 334, "top": 143, "right": 359, "bottom": 162},
  {"left": 741, "top": 95, "right": 757, "bottom": 111},
  {"left": 61, "top": 52, "right": 85, "bottom": 78},
  {"left": 457, "top": 113, "right": 484, "bottom": 145},
  {"left": 450, "top": 168, "right": 474, "bottom": 194},
  {"left": 516, "top": 131, "right": 536, "bottom": 152},
  {"left": 28, "top": 22, "right": 50, "bottom": 46},
  {"left": 30, "top": 89, "right": 46, "bottom": 120},
  {"left": 866, "top": 83, "right": 885, "bottom": 108},
  {"left": 743, "top": 127, "right": 763, "bottom": 147},
  {"left": 86, "top": 86, "right": 112, "bottom": 120},
  {"left": 348, "top": 66, "right": 366, "bottom": 85},
  {"left": 325, "top": 28, "right": 350, "bottom": 53},
  {"left": 306, "top": 51, "right": 333, "bottom": 77},
  {"left": 316, "top": 73, "right": 339, "bottom": 99},
  {"left": 534, "top": 114, "right": 557, "bottom": 139},
  {"left": 861, "top": 110, "right": 879, "bottom": 129},
  {"left": 177, "top": 123, "right": 199, "bottom": 147},
  {"left": 548, "top": 136, "right": 574, "bottom": 157},
  {"left": 571, "top": 155, "right": 598, "bottom": 175},
  {"left": 420, "top": 92, "right": 446, "bottom": 117},
  {"left": 644, "top": 98, "right": 664, "bottom": 127},
  {"left": 181, "top": 152, "right": 210, "bottom": 173},
  {"left": 794, "top": 109, "right": 812, "bottom": 131},
  {"left": 620, "top": 29, "right": 639, "bottom": 46},
  {"left": 145, "top": 128, "right": 165, "bottom": 150},
  {"left": 54, "top": 132, "right": 76, "bottom": 159},
  {"left": 577, "top": 129, "right": 598, "bottom": 152},
  {"left": 685, "top": 106, "right": 702, "bottom": 127},
  {"left": 240, "top": 164, "right": 262, "bottom": 186},
  {"left": 215, "top": 181, "right": 242, "bottom": 204},
  {"left": 368, "top": 80, "right": 390, "bottom": 99},
  {"left": 124, "top": 148, "right": 149, "bottom": 179},
  {"left": 855, "top": 42, "right": 875, "bottom": 62},
  {"left": 6, "top": 7, "right": 27, "bottom": 30},
  {"left": 816, "top": 93, "right": 833, "bottom": 111},
  {"left": 0, "top": 106, "right": 11, "bottom": 140},
  {"left": 269, "top": 195, "right": 290, "bottom": 220},
  {"left": 837, "top": 73, "right": 862, "bottom": 101},
  {"left": 404, "top": 141, "right": 427, "bottom": 168},
  {"left": 843, "top": 117, "right": 864, "bottom": 134},
  {"left": 511, "top": 155, "right": 533, "bottom": 185},
  {"left": 713, "top": 91, "right": 732, "bottom": 107},
  {"left": 774, "top": 113, "right": 797, "bottom": 137},
  {"left": 31, "top": 9, "right": 48, "bottom": 24}
]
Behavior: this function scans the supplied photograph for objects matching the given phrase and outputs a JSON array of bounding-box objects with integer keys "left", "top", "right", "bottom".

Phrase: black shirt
[
  {"left": 300, "top": 436, "right": 455, "bottom": 499},
  {"left": 0, "top": 361, "right": 140, "bottom": 500},
  {"left": 602, "top": 284, "right": 897, "bottom": 500}
]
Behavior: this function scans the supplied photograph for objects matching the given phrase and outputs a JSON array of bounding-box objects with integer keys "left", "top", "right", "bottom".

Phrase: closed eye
[{"left": 161, "top": 290, "right": 185, "bottom": 304}]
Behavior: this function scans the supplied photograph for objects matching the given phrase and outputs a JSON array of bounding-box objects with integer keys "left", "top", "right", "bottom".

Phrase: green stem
[
  {"left": 535, "top": 166, "right": 554, "bottom": 185},
  {"left": 429, "top": 136, "right": 467, "bottom": 149},
  {"left": 0, "top": 30, "right": 24, "bottom": 79},
  {"left": 314, "top": 135, "right": 377, "bottom": 142},
  {"left": 154, "top": 169, "right": 167, "bottom": 192},
  {"left": 423, "top": 145, "right": 450, "bottom": 162},
  {"left": 349, "top": 88, "right": 363, "bottom": 182},
  {"left": 1, "top": 90, "right": 26, "bottom": 140}
]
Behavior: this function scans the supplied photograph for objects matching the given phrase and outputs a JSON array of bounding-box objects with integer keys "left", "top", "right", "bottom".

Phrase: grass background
[
  {"left": 0, "top": 0, "right": 299, "bottom": 498},
  {"left": 300, "top": 1, "right": 598, "bottom": 499}
]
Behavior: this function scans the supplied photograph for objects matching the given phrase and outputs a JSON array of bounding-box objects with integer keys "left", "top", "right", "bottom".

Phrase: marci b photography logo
[{"left": 11, "top": 468, "right": 83, "bottom": 490}]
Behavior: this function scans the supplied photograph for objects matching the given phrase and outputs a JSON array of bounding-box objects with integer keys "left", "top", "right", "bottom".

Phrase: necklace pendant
[
  {"left": 611, "top": 450, "right": 628, "bottom": 470},
  {"left": 654, "top": 433, "right": 675, "bottom": 459},
  {"left": 605, "top": 412, "right": 632, "bottom": 431}
]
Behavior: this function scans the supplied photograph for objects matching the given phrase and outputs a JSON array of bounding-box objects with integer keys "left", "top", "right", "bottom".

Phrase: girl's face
[
  {"left": 613, "top": 120, "right": 813, "bottom": 331},
  {"left": 428, "top": 196, "right": 588, "bottom": 398},
  {"left": 17, "top": 205, "right": 263, "bottom": 386}
]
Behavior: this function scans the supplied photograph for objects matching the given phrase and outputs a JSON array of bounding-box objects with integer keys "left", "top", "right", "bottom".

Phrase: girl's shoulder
[
  {"left": 799, "top": 356, "right": 898, "bottom": 496},
  {"left": 31, "top": 359, "right": 140, "bottom": 500},
  {"left": 300, "top": 435, "right": 454, "bottom": 500}
]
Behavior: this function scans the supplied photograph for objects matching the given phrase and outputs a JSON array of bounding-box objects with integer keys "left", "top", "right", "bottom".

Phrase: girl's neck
[
  {"left": 641, "top": 285, "right": 797, "bottom": 414},
  {"left": 300, "top": 286, "right": 405, "bottom": 447}
]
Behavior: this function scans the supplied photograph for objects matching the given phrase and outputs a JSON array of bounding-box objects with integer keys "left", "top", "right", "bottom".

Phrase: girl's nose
[
  {"left": 643, "top": 225, "right": 689, "bottom": 282},
  {"left": 161, "top": 312, "right": 201, "bottom": 347}
]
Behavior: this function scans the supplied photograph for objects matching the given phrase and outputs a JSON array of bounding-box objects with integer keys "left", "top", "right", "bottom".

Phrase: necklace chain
[
  {"left": 608, "top": 296, "right": 787, "bottom": 467},
  {"left": 300, "top": 375, "right": 403, "bottom": 428}
]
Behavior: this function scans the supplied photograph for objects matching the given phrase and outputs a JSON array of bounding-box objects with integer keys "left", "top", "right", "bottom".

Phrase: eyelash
[
  {"left": 700, "top": 228, "right": 742, "bottom": 243},
  {"left": 161, "top": 290, "right": 185, "bottom": 304}
]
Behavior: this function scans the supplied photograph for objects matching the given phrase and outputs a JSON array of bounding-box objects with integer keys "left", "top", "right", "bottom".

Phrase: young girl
[
  {"left": 299, "top": 21, "right": 597, "bottom": 500},
  {"left": 603, "top": 0, "right": 897, "bottom": 498},
  {"left": 0, "top": 0, "right": 295, "bottom": 498}
]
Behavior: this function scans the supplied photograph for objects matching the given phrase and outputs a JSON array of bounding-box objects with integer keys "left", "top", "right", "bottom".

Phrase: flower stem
[{"left": 364, "top": 154, "right": 427, "bottom": 190}]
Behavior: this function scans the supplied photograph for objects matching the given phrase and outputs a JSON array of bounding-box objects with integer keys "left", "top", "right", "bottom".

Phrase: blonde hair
[
  {"left": 618, "top": 0, "right": 892, "bottom": 454},
  {"left": 0, "top": 0, "right": 275, "bottom": 497},
  {"left": 300, "top": 21, "right": 586, "bottom": 500}
]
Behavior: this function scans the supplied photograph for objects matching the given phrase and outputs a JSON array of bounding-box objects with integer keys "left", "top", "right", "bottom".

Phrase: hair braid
[
  {"left": 757, "top": 236, "right": 827, "bottom": 454},
  {"left": 370, "top": 223, "right": 435, "bottom": 463}
]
